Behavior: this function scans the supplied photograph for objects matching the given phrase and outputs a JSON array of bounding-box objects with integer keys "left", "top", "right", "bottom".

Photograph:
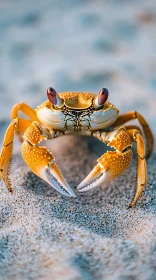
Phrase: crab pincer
[
  {"left": 77, "top": 127, "right": 133, "bottom": 192},
  {"left": 22, "top": 122, "right": 76, "bottom": 197}
]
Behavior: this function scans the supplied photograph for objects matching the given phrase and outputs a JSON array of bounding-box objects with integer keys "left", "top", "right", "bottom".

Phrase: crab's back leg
[
  {"left": 127, "top": 129, "right": 146, "bottom": 208},
  {"left": 112, "top": 111, "right": 154, "bottom": 158},
  {"left": 21, "top": 122, "right": 76, "bottom": 197},
  {"left": 11, "top": 102, "right": 38, "bottom": 121},
  {"left": 0, "top": 118, "right": 32, "bottom": 192},
  {"left": 11, "top": 102, "right": 39, "bottom": 141},
  {"left": 124, "top": 125, "right": 142, "bottom": 136},
  {"left": 77, "top": 127, "right": 133, "bottom": 196}
]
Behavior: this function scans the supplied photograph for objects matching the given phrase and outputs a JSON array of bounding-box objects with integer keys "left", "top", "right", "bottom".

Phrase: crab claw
[
  {"left": 21, "top": 141, "right": 76, "bottom": 197},
  {"left": 77, "top": 163, "right": 105, "bottom": 192},
  {"left": 43, "top": 162, "right": 76, "bottom": 197},
  {"left": 77, "top": 149, "right": 132, "bottom": 192}
]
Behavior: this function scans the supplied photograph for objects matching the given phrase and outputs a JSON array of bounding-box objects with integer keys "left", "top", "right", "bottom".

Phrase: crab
[{"left": 0, "top": 88, "right": 154, "bottom": 207}]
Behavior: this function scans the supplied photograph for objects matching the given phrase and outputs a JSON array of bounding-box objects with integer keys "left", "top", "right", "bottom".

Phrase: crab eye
[
  {"left": 47, "top": 87, "right": 63, "bottom": 107},
  {"left": 98, "top": 88, "right": 109, "bottom": 105},
  {"left": 47, "top": 87, "right": 57, "bottom": 105},
  {"left": 95, "top": 88, "right": 109, "bottom": 107}
]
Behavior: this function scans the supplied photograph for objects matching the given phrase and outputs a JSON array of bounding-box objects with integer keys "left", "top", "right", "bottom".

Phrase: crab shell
[{"left": 36, "top": 92, "right": 119, "bottom": 132}]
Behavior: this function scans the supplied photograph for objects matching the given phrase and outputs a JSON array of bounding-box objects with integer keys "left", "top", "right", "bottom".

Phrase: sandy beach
[{"left": 0, "top": 1, "right": 156, "bottom": 279}]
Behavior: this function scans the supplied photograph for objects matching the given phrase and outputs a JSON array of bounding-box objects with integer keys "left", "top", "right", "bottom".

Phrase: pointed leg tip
[
  {"left": 6, "top": 185, "right": 13, "bottom": 194},
  {"left": 128, "top": 202, "right": 135, "bottom": 209},
  {"left": 8, "top": 190, "right": 13, "bottom": 195}
]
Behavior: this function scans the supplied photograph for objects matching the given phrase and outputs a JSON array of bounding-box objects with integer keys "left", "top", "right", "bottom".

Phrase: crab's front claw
[
  {"left": 21, "top": 141, "right": 76, "bottom": 197},
  {"left": 43, "top": 161, "right": 76, "bottom": 197},
  {"left": 77, "top": 163, "right": 105, "bottom": 192},
  {"left": 77, "top": 149, "right": 133, "bottom": 192}
]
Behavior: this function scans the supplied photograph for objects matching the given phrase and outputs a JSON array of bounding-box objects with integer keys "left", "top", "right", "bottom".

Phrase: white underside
[{"left": 37, "top": 107, "right": 118, "bottom": 132}]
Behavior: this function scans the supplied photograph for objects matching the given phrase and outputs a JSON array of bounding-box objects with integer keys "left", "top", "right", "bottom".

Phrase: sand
[{"left": 0, "top": 1, "right": 156, "bottom": 279}]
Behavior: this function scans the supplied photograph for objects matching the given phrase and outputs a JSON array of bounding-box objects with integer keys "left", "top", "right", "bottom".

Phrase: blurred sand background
[{"left": 0, "top": 0, "right": 156, "bottom": 279}]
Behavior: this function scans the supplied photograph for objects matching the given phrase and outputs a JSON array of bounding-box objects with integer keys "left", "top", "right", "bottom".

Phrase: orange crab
[{"left": 0, "top": 88, "right": 154, "bottom": 207}]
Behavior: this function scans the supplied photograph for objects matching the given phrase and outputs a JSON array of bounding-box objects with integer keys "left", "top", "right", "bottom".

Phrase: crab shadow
[{"left": 17, "top": 135, "right": 156, "bottom": 237}]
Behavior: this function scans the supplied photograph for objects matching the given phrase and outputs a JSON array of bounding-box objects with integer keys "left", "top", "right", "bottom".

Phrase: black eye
[
  {"left": 47, "top": 87, "right": 57, "bottom": 105},
  {"left": 98, "top": 88, "right": 109, "bottom": 105}
]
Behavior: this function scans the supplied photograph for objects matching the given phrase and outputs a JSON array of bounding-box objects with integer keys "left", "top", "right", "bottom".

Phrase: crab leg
[
  {"left": 11, "top": 102, "right": 38, "bottom": 121},
  {"left": 0, "top": 118, "right": 32, "bottom": 192},
  {"left": 22, "top": 122, "right": 76, "bottom": 197},
  {"left": 127, "top": 129, "right": 146, "bottom": 208},
  {"left": 11, "top": 102, "right": 39, "bottom": 141},
  {"left": 124, "top": 125, "right": 143, "bottom": 136},
  {"left": 112, "top": 111, "right": 154, "bottom": 158},
  {"left": 77, "top": 127, "right": 133, "bottom": 193}
]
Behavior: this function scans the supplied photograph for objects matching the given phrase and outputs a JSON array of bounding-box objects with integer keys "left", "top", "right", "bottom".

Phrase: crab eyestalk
[
  {"left": 94, "top": 88, "right": 109, "bottom": 108},
  {"left": 47, "top": 87, "right": 64, "bottom": 108}
]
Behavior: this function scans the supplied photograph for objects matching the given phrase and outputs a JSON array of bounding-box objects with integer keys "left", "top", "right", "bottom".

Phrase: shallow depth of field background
[
  {"left": 0, "top": 1, "right": 156, "bottom": 280},
  {"left": 0, "top": 0, "right": 156, "bottom": 123}
]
